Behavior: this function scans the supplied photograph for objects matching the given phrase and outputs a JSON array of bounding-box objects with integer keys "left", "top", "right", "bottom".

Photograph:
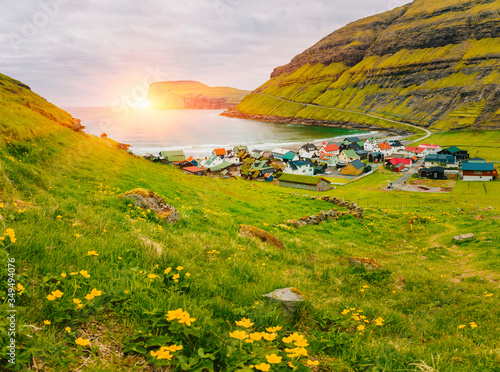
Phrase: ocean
[{"left": 65, "top": 107, "right": 366, "bottom": 157}]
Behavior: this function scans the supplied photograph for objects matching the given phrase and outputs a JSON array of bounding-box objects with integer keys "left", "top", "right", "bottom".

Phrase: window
[{"left": 474, "top": 171, "right": 482, "bottom": 175}]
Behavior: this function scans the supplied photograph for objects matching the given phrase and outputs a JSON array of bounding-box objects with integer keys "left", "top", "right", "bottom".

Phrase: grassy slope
[{"left": 1, "top": 75, "right": 500, "bottom": 371}]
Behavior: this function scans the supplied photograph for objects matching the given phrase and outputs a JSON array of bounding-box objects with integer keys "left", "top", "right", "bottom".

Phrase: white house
[
  {"left": 283, "top": 160, "right": 315, "bottom": 176},
  {"left": 363, "top": 138, "right": 378, "bottom": 152},
  {"left": 200, "top": 154, "right": 224, "bottom": 168},
  {"left": 271, "top": 148, "right": 289, "bottom": 160},
  {"left": 319, "top": 153, "right": 339, "bottom": 166},
  {"left": 338, "top": 149, "right": 360, "bottom": 163},
  {"left": 373, "top": 142, "right": 393, "bottom": 156},
  {"left": 319, "top": 143, "right": 340, "bottom": 156},
  {"left": 415, "top": 144, "right": 442, "bottom": 157},
  {"left": 298, "top": 143, "right": 318, "bottom": 159}
]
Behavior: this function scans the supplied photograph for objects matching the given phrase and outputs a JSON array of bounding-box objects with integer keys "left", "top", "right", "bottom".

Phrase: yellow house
[{"left": 341, "top": 159, "right": 365, "bottom": 176}]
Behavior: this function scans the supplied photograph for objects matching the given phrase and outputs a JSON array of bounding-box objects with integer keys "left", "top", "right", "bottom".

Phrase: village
[{"left": 146, "top": 136, "right": 498, "bottom": 192}]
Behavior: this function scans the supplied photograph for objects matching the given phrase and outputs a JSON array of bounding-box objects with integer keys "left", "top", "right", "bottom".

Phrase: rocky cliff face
[
  {"left": 226, "top": 0, "right": 500, "bottom": 131},
  {"left": 148, "top": 81, "right": 250, "bottom": 109}
]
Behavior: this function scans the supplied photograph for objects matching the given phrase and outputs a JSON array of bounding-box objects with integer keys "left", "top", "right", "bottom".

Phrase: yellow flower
[
  {"left": 76, "top": 304, "right": 84, "bottom": 309},
  {"left": 85, "top": 294, "right": 95, "bottom": 300},
  {"left": 229, "top": 330, "right": 248, "bottom": 340},
  {"left": 5, "top": 228, "right": 16, "bottom": 243},
  {"left": 148, "top": 274, "right": 157, "bottom": 279},
  {"left": 70, "top": 272, "right": 78, "bottom": 276},
  {"left": 172, "top": 273, "right": 180, "bottom": 282},
  {"left": 151, "top": 347, "right": 174, "bottom": 360},
  {"left": 73, "top": 298, "right": 82, "bottom": 304},
  {"left": 65, "top": 327, "right": 71, "bottom": 333},
  {"left": 80, "top": 270, "right": 90, "bottom": 278},
  {"left": 61, "top": 273, "right": 67, "bottom": 278},
  {"left": 118, "top": 257, "right": 122, "bottom": 260},
  {"left": 341, "top": 309, "right": 350, "bottom": 315},
  {"left": 245, "top": 339, "right": 254, "bottom": 343},
  {"left": 47, "top": 294, "right": 56, "bottom": 301},
  {"left": 75, "top": 234, "right": 81, "bottom": 238},
  {"left": 90, "top": 288, "right": 102, "bottom": 297},
  {"left": 265, "top": 354, "right": 282, "bottom": 364},
  {"left": 178, "top": 311, "right": 196, "bottom": 326},
  {"left": 288, "top": 362, "right": 295, "bottom": 368},
  {"left": 176, "top": 266, "right": 183, "bottom": 271},
  {"left": 307, "top": 360, "right": 320, "bottom": 366},
  {"left": 266, "top": 326, "right": 282, "bottom": 333},
  {"left": 56, "top": 215, "right": 62, "bottom": 219},
  {"left": 75, "top": 338, "right": 90, "bottom": 346},
  {"left": 87, "top": 250, "right": 99, "bottom": 256},
  {"left": 235, "top": 318, "right": 254, "bottom": 328},
  {"left": 16, "top": 283, "right": 24, "bottom": 291},
  {"left": 263, "top": 333, "right": 277, "bottom": 341},
  {"left": 185, "top": 273, "right": 191, "bottom": 277},
  {"left": 357, "top": 325, "right": 365, "bottom": 331},
  {"left": 282, "top": 336, "right": 294, "bottom": 343},
  {"left": 164, "top": 267, "right": 172, "bottom": 274},
  {"left": 44, "top": 320, "right": 51, "bottom": 325},
  {"left": 254, "top": 363, "right": 270, "bottom": 371},
  {"left": 52, "top": 290, "right": 64, "bottom": 298},
  {"left": 469, "top": 322, "right": 478, "bottom": 329},
  {"left": 167, "top": 344, "right": 183, "bottom": 352},
  {"left": 166, "top": 308, "right": 184, "bottom": 321},
  {"left": 250, "top": 332, "right": 263, "bottom": 341},
  {"left": 458, "top": 324, "right": 466, "bottom": 329},
  {"left": 485, "top": 293, "right": 493, "bottom": 298},
  {"left": 294, "top": 338, "right": 309, "bottom": 347}
]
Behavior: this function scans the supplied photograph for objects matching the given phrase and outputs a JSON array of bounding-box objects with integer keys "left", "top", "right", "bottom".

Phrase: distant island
[{"left": 148, "top": 80, "right": 250, "bottom": 109}]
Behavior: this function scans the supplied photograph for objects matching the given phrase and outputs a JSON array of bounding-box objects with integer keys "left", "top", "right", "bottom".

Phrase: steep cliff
[
  {"left": 225, "top": 0, "right": 500, "bottom": 132},
  {"left": 148, "top": 81, "right": 250, "bottom": 109}
]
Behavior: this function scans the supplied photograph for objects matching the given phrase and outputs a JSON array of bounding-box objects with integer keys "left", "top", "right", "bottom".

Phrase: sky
[{"left": 0, "top": 0, "right": 410, "bottom": 107}]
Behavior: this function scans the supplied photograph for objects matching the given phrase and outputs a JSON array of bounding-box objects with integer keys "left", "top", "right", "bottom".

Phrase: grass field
[{"left": 1, "top": 73, "right": 500, "bottom": 371}]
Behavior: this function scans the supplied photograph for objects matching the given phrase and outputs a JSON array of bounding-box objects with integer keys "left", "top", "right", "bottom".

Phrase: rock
[
  {"left": 453, "top": 233, "right": 475, "bottom": 241},
  {"left": 347, "top": 257, "right": 383, "bottom": 270},
  {"left": 119, "top": 188, "right": 179, "bottom": 224},
  {"left": 239, "top": 225, "right": 285, "bottom": 250},
  {"left": 263, "top": 287, "right": 305, "bottom": 314}
]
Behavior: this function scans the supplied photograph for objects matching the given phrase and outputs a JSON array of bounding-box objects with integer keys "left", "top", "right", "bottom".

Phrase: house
[
  {"left": 353, "top": 148, "right": 368, "bottom": 160},
  {"left": 319, "top": 143, "right": 340, "bottom": 156},
  {"left": 338, "top": 149, "right": 360, "bottom": 163},
  {"left": 373, "top": 142, "right": 393, "bottom": 156},
  {"left": 414, "top": 144, "right": 442, "bottom": 157},
  {"left": 225, "top": 153, "right": 241, "bottom": 165},
  {"left": 403, "top": 146, "right": 418, "bottom": 157},
  {"left": 388, "top": 140, "right": 404, "bottom": 151},
  {"left": 213, "top": 148, "right": 227, "bottom": 159},
  {"left": 418, "top": 167, "right": 446, "bottom": 179},
  {"left": 283, "top": 151, "right": 300, "bottom": 163},
  {"left": 250, "top": 160, "right": 275, "bottom": 177},
  {"left": 264, "top": 173, "right": 274, "bottom": 182},
  {"left": 462, "top": 163, "right": 497, "bottom": 181},
  {"left": 341, "top": 159, "right": 365, "bottom": 176},
  {"left": 438, "top": 146, "right": 469, "bottom": 160},
  {"left": 208, "top": 161, "right": 238, "bottom": 175},
  {"left": 271, "top": 148, "right": 289, "bottom": 160},
  {"left": 159, "top": 150, "right": 186, "bottom": 163},
  {"left": 233, "top": 145, "right": 249, "bottom": 154},
  {"left": 298, "top": 143, "right": 318, "bottom": 159},
  {"left": 278, "top": 174, "right": 331, "bottom": 192},
  {"left": 369, "top": 152, "right": 385, "bottom": 163},
  {"left": 183, "top": 166, "right": 206, "bottom": 176},
  {"left": 283, "top": 160, "right": 315, "bottom": 176},
  {"left": 387, "top": 158, "right": 412, "bottom": 167},
  {"left": 200, "top": 154, "right": 224, "bottom": 168},
  {"left": 394, "top": 163, "right": 405, "bottom": 173},
  {"left": 424, "top": 154, "right": 458, "bottom": 168},
  {"left": 463, "top": 157, "right": 485, "bottom": 163},
  {"left": 173, "top": 160, "right": 194, "bottom": 169},
  {"left": 343, "top": 137, "right": 361, "bottom": 144},
  {"left": 251, "top": 150, "right": 263, "bottom": 159},
  {"left": 363, "top": 138, "right": 378, "bottom": 152},
  {"left": 185, "top": 156, "right": 199, "bottom": 167},
  {"left": 319, "top": 153, "right": 339, "bottom": 166}
]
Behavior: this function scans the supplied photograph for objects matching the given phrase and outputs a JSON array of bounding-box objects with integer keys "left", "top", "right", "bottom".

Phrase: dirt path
[{"left": 256, "top": 93, "right": 433, "bottom": 143}]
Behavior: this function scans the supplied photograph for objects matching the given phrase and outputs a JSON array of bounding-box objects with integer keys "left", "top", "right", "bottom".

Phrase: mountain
[
  {"left": 148, "top": 80, "right": 250, "bottom": 109},
  {"left": 223, "top": 0, "right": 500, "bottom": 132}
]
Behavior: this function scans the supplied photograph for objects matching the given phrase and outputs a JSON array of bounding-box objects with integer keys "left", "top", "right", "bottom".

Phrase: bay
[{"left": 65, "top": 107, "right": 366, "bottom": 157}]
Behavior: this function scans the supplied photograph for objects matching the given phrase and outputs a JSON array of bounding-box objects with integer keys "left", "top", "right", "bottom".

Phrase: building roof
[
  {"left": 349, "top": 159, "right": 365, "bottom": 170},
  {"left": 467, "top": 157, "right": 485, "bottom": 163},
  {"left": 283, "top": 151, "right": 298, "bottom": 161},
  {"left": 183, "top": 166, "right": 205, "bottom": 173},
  {"left": 271, "top": 148, "right": 289, "bottom": 155},
  {"left": 378, "top": 142, "right": 392, "bottom": 150},
  {"left": 264, "top": 173, "right": 272, "bottom": 178},
  {"left": 405, "top": 146, "right": 417, "bottom": 152},
  {"left": 370, "top": 152, "right": 384, "bottom": 156},
  {"left": 301, "top": 143, "right": 318, "bottom": 151},
  {"left": 186, "top": 156, "right": 195, "bottom": 162},
  {"left": 390, "top": 158, "right": 411, "bottom": 165},
  {"left": 213, "top": 148, "right": 227, "bottom": 156},
  {"left": 442, "top": 146, "right": 461, "bottom": 154},
  {"left": 341, "top": 149, "right": 359, "bottom": 158},
  {"left": 251, "top": 160, "right": 273, "bottom": 171},
  {"left": 208, "top": 161, "right": 234, "bottom": 172},
  {"left": 420, "top": 144, "right": 440, "bottom": 149},
  {"left": 462, "top": 163, "right": 494, "bottom": 171},
  {"left": 425, "top": 154, "right": 456, "bottom": 164},
  {"left": 322, "top": 144, "right": 339, "bottom": 152},
  {"left": 233, "top": 145, "right": 249, "bottom": 153},
  {"left": 279, "top": 173, "right": 330, "bottom": 186},
  {"left": 160, "top": 150, "right": 185, "bottom": 158},
  {"left": 167, "top": 155, "right": 186, "bottom": 162},
  {"left": 286, "top": 160, "right": 313, "bottom": 171},
  {"left": 345, "top": 137, "right": 361, "bottom": 143},
  {"left": 419, "top": 166, "right": 445, "bottom": 173}
]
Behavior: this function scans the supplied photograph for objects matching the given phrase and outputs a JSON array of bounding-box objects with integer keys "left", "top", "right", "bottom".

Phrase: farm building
[
  {"left": 424, "top": 154, "right": 457, "bottom": 168},
  {"left": 369, "top": 152, "right": 385, "bottom": 163},
  {"left": 418, "top": 167, "right": 446, "bottom": 180},
  {"left": 250, "top": 160, "right": 275, "bottom": 177},
  {"left": 264, "top": 173, "right": 274, "bottom": 182},
  {"left": 463, "top": 157, "right": 485, "bottom": 163},
  {"left": 462, "top": 163, "right": 497, "bottom": 181},
  {"left": 278, "top": 174, "right": 331, "bottom": 192},
  {"left": 183, "top": 166, "right": 206, "bottom": 176},
  {"left": 341, "top": 159, "right": 365, "bottom": 176}
]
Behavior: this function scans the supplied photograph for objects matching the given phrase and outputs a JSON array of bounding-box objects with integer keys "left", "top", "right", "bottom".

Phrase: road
[{"left": 256, "top": 93, "right": 433, "bottom": 143}]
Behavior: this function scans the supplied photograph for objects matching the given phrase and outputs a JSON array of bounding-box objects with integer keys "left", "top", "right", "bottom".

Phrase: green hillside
[
  {"left": 148, "top": 81, "right": 250, "bottom": 109},
  {"left": 1, "top": 73, "right": 500, "bottom": 371},
  {"left": 225, "top": 0, "right": 500, "bottom": 132}
]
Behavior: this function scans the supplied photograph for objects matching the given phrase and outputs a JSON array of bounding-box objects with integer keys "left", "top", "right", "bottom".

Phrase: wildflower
[
  {"left": 245, "top": 339, "right": 254, "bottom": 344},
  {"left": 150, "top": 347, "right": 174, "bottom": 360},
  {"left": 87, "top": 250, "right": 99, "bottom": 256},
  {"left": 294, "top": 338, "right": 309, "bottom": 347},
  {"left": 341, "top": 309, "right": 350, "bottom": 315},
  {"left": 118, "top": 257, "right": 122, "bottom": 260},
  {"left": 458, "top": 324, "right": 466, "bottom": 329},
  {"left": 73, "top": 298, "right": 82, "bottom": 304},
  {"left": 307, "top": 360, "right": 320, "bottom": 366},
  {"left": 4, "top": 228, "right": 16, "bottom": 243},
  {"left": 44, "top": 320, "right": 51, "bottom": 325},
  {"left": 485, "top": 293, "right": 493, "bottom": 298},
  {"left": 70, "top": 272, "right": 78, "bottom": 276},
  {"left": 172, "top": 273, "right": 180, "bottom": 282},
  {"left": 65, "top": 327, "right": 71, "bottom": 333},
  {"left": 185, "top": 273, "right": 191, "bottom": 277},
  {"left": 16, "top": 283, "right": 24, "bottom": 292},
  {"left": 263, "top": 333, "right": 277, "bottom": 341},
  {"left": 265, "top": 354, "right": 282, "bottom": 364},
  {"left": 75, "top": 338, "right": 90, "bottom": 346},
  {"left": 75, "top": 234, "right": 81, "bottom": 238},
  {"left": 254, "top": 363, "right": 270, "bottom": 371},
  {"left": 266, "top": 326, "right": 282, "bottom": 333},
  {"left": 148, "top": 274, "right": 157, "bottom": 279},
  {"left": 363, "top": 285, "right": 369, "bottom": 289},
  {"left": 52, "top": 290, "right": 64, "bottom": 298},
  {"left": 167, "top": 345, "right": 183, "bottom": 352},
  {"left": 61, "top": 273, "right": 67, "bottom": 278},
  {"left": 357, "top": 325, "right": 365, "bottom": 331},
  {"left": 80, "top": 270, "right": 90, "bottom": 278},
  {"left": 235, "top": 318, "right": 254, "bottom": 328},
  {"left": 288, "top": 362, "right": 295, "bottom": 368},
  {"left": 56, "top": 215, "right": 62, "bottom": 220},
  {"left": 90, "top": 288, "right": 102, "bottom": 297},
  {"left": 250, "top": 332, "right": 263, "bottom": 341},
  {"left": 85, "top": 293, "right": 95, "bottom": 300},
  {"left": 469, "top": 322, "right": 478, "bottom": 329},
  {"left": 176, "top": 266, "right": 183, "bottom": 271},
  {"left": 229, "top": 330, "right": 248, "bottom": 340},
  {"left": 285, "top": 347, "right": 308, "bottom": 358},
  {"left": 178, "top": 311, "right": 196, "bottom": 326},
  {"left": 166, "top": 308, "right": 184, "bottom": 321},
  {"left": 164, "top": 267, "right": 172, "bottom": 274}
]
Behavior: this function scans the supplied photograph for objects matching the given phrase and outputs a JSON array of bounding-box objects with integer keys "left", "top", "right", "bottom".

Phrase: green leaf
[
  {"left": 144, "top": 335, "right": 173, "bottom": 348},
  {"left": 123, "top": 342, "right": 147, "bottom": 355},
  {"left": 198, "top": 348, "right": 216, "bottom": 360}
]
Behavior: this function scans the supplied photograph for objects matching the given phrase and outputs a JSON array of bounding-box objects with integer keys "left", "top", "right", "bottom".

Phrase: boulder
[
  {"left": 263, "top": 287, "right": 305, "bottom": 314},
  {"left": 119, "top": 188, "right": 179, "bottom": 224},
  {"left": 453, "top": 233, "right": 475, "bottom": 241},
  {"left": 347, "top": 257, "right": 383, "bottom": 270},
  {"left": 239, "top": 225, "right": 285, "bottom": 250}
]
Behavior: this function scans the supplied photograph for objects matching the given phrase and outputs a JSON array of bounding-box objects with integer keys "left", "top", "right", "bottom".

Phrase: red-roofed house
[
  {"left": 183, "top": 166, "right": 206, "bottom": 176},
  {"left": 213, "top": 148, "right": 227, "bottom": 159},
  {"left": 319, "top": 143, "right": 340, "bottom": 156},
  {"left": 415, "top": 144, "right": 442, "bottom": 157},
  {"left": 373, "top": 142, "right": 393, "bottom": 156}
]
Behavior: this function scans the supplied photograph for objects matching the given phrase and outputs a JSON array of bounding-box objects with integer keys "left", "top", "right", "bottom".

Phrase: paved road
[
  {"left": 256, "top": 93, "right": 433, "bottom": 143},
  {"left": 390, "top": 159, "right": 424, "bottom": 189}
]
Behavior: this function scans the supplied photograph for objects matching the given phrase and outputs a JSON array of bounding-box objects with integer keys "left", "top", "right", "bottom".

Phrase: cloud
[{"left": 0, "top": 0, "right": 406, "bottom": 106}]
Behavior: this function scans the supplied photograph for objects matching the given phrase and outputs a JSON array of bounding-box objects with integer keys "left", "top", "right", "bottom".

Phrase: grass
[{"left": 1, "top": 73, "right": 500, "bottom": 371}]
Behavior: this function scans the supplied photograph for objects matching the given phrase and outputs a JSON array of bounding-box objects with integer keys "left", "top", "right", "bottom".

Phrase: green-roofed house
[
  {"left": 338, "top": 149, "right": 360, "bottom": 163},
  {"left": 250, "top": 160, "right": 275, "bottom": 178},
  {"left": 438, "top": 146, "right": 469, "bottom": 160},
  {"left": 278, "top": 174, "right": 331, "bottom": 192},
  {"left": 159, "top": 150, "right": 186, "bottom": 163},
  {"left": 233, "top": 145, "right": 249, "bottom": 154},
  {"left": 283, "top": 151, "right": 299, "bottom": 162},
  {"left": 208, "top": 161, "right": 238, "bottom": 175}
]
